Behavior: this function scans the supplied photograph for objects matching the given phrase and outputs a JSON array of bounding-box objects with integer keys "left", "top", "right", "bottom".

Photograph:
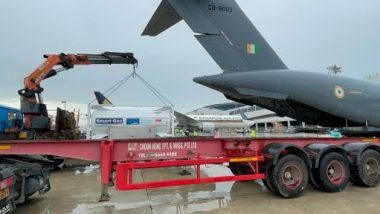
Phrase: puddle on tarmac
[
  {"left": 73, "top": 164, "right": 100, "bottom": 175},
  {"left": 146, "top": 164, "right": 267, "bottom": 213},
  {"left": 72, "top": 201, "right": 151, "bottom": 213},
  {"left": 15, "top": 163, "right": 268, "bottom": 214}
]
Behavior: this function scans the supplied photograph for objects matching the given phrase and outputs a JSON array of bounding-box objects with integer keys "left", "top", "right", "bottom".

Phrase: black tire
[
  {"left": 229, "top": 162, "right": 254, "bottom": 175},
  {"left": 315, "top": 152, "right": 350, "bottom": 192},
  {"left": 351, "top": 149, "right": 380, "bottom": 187},
  {"left": 229, "top": 163, "right": 239, "bottom": 175},
  {"left": 267, "top": 154, "right": 308, "bottom": 198},
  {"left": 309, "top": 168, "right": 323, "bottom": 190},
  {"left": 263, "top": 166, "right": 275, "bottom": 193},
  {"left": 349, "top": 171, "right": 359, "bottom": 184}
]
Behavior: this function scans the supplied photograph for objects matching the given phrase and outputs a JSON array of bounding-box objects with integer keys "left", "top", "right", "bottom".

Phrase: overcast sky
[{"left": 1, "top": 0, "right": 379, "bottom": 115}]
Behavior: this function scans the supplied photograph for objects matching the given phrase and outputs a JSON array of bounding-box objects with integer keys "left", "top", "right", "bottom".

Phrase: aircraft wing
[
  {"left": 156, "top": 133, "right": 173, "bottom": 137},
  {"left": 174, "top": 111, "right": 199, "bottom": 127}
]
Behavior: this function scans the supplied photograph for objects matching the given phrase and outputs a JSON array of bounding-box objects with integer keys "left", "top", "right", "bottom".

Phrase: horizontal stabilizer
[
  {"left": 142, "top": 0, "right": 182, "bottom": 36},
  {"left": 164, "top": 0, "right": 220, "bottom": 34}
]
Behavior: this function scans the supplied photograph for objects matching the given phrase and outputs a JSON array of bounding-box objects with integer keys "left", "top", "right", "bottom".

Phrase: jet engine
[{"left": 200, "top": 122, "right": 215, "bottom": 133}]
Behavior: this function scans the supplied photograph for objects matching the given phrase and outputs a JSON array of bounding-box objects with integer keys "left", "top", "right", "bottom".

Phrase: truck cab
[{"left": 0, "top": 105, "right": 23, "bottom": 140}]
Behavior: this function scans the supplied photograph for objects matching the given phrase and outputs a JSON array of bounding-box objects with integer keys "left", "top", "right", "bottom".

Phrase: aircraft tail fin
[
  {"left": 174, "top": 111, "right": 199, "bottom": 126},
  {"left": 143, "top": 0, "right": 287, "bottom": 72},
  {"left": 94, "top": 91, "right": 113, "bottom": 105}
]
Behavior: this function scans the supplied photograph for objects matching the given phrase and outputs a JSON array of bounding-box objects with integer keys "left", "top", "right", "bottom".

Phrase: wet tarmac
[{"left": 15, "top": 163, "right": 380, "bottom": 214}]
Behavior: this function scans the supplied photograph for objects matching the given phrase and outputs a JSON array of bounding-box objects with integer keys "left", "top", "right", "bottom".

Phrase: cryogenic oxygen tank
[{"left": 87, "top": 105, "right": 174, "bottom": 139}]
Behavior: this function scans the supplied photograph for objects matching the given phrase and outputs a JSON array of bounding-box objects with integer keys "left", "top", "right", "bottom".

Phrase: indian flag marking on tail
[{"left": 246, "top": 43, "right": 258, "bottom": 54}]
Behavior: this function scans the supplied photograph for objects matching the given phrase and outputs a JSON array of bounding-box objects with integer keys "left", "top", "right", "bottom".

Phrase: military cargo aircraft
[{"left": 142, "top": 0, "right": 380, "bottom": 133}]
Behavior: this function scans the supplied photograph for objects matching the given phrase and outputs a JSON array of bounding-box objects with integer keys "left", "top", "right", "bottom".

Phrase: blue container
[{"left": 0, "top": 105, "right": 22, "bottom": 133}]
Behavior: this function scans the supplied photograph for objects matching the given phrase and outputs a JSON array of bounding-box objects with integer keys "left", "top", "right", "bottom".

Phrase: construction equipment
[
  {"left": 17, "top": 52, "right": 138, "bottom": 138},
  {"left": 0, "top": 105, "right": 23, "bottom": 140},
  {"left": 0, "top": 52, "right": 138, "bottom": 210}
]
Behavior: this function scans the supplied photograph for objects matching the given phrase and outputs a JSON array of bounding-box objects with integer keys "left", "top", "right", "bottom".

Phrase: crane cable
[
  {"left": 94, "top": 65, "right": 173, "bottom": 107},
  {"left": 87, "top": 72, "right": 133, "bottom": 105}
]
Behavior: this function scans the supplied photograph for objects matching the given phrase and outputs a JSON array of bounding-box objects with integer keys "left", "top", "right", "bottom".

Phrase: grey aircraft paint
[{"left": 143, "top": 0, "right": 380, "bottom": 128}]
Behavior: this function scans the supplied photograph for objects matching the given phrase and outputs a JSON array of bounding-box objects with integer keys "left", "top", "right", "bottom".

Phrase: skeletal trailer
[{"left": 0, "top": 137, "right": 379, "bottom": 200}]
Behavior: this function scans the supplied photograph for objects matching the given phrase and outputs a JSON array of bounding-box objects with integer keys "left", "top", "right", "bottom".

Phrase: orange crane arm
[
  {"left": 23, "top": 54, "right": 88, "bottom": 91},
  {"left": 19, "top": 52, "right": 138, "bottom": 97}
]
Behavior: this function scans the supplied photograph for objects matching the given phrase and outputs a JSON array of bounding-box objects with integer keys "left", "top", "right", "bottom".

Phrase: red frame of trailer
[{"left": 0, "top": 137, "right": 377, "bottom": 199}]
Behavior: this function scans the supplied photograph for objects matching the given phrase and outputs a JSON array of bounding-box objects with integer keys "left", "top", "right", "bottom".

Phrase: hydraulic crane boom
[
  {"left": 19, "top": 52, "right": 138, "bottom": 97},
  {"left": 18, "top": 52, "right": 138, "bottom": 133}
]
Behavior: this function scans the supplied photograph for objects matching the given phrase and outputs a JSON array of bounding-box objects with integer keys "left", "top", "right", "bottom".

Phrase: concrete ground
[{"left": 14, "top": 163, "right": 380, "bottom": 214}]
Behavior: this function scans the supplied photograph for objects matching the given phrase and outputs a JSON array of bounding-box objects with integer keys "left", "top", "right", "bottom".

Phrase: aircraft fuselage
[{"left": 194, "top": 70, "right": 380, "bottom": 127}]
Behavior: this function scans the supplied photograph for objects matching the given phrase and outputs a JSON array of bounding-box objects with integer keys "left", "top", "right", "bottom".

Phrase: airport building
[{"left": 187, "top": 102, "right": 297, "bottom": 132}]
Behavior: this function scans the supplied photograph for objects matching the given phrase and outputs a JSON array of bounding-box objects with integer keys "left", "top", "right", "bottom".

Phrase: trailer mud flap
[{"left": 39, "top": 179, "right": 51, "bottom": 195}]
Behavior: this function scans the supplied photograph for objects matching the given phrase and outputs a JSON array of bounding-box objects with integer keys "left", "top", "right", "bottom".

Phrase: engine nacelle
[{"left": 200, "top": 122, "right": 215, "bottom": 132}]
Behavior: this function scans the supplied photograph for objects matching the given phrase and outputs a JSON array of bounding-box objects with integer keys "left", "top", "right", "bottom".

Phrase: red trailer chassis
[{"left": 0, "top": 137, "right": 379, "bottom": 200}]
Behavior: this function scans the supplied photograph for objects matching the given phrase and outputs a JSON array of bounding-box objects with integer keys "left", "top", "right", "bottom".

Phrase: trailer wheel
[
  {"left": 267, "top": 154, "right": 308, "bottom": 198},
  {"left": 349, "top": 173, "right": 359, "bottom": 184},
  {"left": 309, "top": 168, "right": 322, "bottom": 190},
  {"left": 351, "top": 149, "right": 380, "bottom": 187},
  {"left": 263, "top": 167, "right": 275, "bottom": 193},
  {"left": 229, "top": 163, "right": 239, "bottom": 175},
  {"left": 315, "top": 152, "right": 349, "bottom": 192}
]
